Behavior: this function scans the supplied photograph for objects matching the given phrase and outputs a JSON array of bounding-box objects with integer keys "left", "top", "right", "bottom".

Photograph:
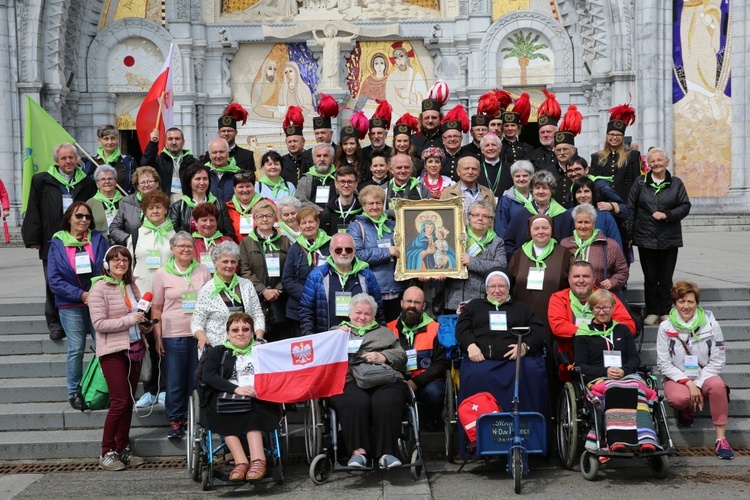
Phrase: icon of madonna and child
[{"left": 405, "top": 210, "right": 457, "bottom": 271}]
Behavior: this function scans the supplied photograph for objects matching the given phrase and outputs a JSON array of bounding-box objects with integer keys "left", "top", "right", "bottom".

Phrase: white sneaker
[
  {"left": 644, "top": 314, "right": 659, "bottom": 326},
  {"left": 156, "top": 392, "right": 166, "bottom": 405},
  {"left": 135, "top": 392, "right": 157, "bottom": 408}
]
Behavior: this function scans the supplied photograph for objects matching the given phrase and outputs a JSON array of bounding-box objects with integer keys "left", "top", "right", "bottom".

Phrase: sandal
[
  {"left": 228, "top": 462, "right": 249, "bottom": 482},
  {"left": 245, "top": 459, "right": 267, "bottom": 481}
]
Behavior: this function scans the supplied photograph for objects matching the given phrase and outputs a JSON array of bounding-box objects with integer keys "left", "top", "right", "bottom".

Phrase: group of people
[{"left": 19, "top": 94, "right": 732, "bottom": 473}]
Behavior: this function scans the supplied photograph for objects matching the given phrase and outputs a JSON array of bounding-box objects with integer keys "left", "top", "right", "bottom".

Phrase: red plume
[
  {"left": 559, "top": 105, "right": 583, "bottom": 136},
  {"left": 442, "top": 104, "right": 469, "bottom": 133},
  {"left": 538, "top": 89, "right": 561, "bottom": 121},
  {"left": 493, "top": 89, "right": 513, "bottom": 111},
  {"left": 282, "top": 106, "right": 304, "bottom": 128},
  {"left": 395, "top": 113, "right": 419, "bottom": 135},
  {"left": 348, "top": 110, "right": 369, "bottom": 140},
  {"left": 477, "top": 91, "right": 501, "bottom": 118},
  {"left": 608, "top": 102, "right": 636, "bottom": 126},
  {"left": 317, "top": 93, "right": 339, "bottom": 118},
  {"left": 511, "top": 93, "right": 531, "bottom": 125},
  {"left": 372, "top": 100, "right": 393, "bottom": 129},
  {"left": 223, "top": 103, "right": 248, "bottom": 126}
]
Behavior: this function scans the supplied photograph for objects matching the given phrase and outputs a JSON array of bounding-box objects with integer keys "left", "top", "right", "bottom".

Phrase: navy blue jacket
[
  {"left": 207, "top": 168, "right": 236, "bottom": 205},
  {"left": 281, "top": 241, "right": 331, "bottom": 322},
  {"left": 347, "top": 215, "right": 405, "bottom": 296},
  {"left": 503, "top": 208, "right": 574, "bottom": 261},
  {"left": 47, "top": 230, "right": 109, "bottom": 308}
]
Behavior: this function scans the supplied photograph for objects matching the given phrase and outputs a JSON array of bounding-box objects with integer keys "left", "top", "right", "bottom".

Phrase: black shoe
[
  {"left": 69, "top": 394, "right": 86, "bottom": 411},
  {"left": 50, "top": 330, "right": 65, "bottom": 340}
]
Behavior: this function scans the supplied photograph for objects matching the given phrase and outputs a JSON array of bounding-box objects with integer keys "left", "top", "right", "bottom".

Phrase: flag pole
[
  {"left": 155, "top": 91, "right": 165, "bottom": 132},
  {"left": 75, "top": 142, "right": 128, "bottom": 196}
]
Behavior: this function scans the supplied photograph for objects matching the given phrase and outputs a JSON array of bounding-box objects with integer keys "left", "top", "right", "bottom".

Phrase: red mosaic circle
[{"left": 123, "top": 56, "right": 135, "bottom": 67}]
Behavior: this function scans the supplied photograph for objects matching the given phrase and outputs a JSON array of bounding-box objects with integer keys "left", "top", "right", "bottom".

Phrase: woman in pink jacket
[{"left": 88, "top": 245, "right": 150, "bottom": 471}]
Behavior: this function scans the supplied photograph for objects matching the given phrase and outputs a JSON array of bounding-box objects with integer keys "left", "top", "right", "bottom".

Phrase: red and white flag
[
  {"left": 253, "top": 330, "right": 349, "bottom": 404},
  {"left": 136, "top": 44, "right": 174, "bottom": 153}
]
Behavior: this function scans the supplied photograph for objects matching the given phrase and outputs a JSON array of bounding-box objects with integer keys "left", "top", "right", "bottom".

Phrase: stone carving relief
[
  {"left": 43, "top": 0, "right": 69, "bottom": 86},
  {"left": 63, "top": 0, "right": 84, "bottom": 92},
  {"left": 311, "top": 25, "right": 357, "bottom": 90},
  {"left": 175, "top": 0, "right": 191, "bottom": 20},
  {"left": 583, "top": 82, "right": 611, "bottom": 110},
  {"left": 208, "top": 0, "right": 440, "bottom": 22},
  {"left": 574, "top": 0, "right": 610, "bottom": 74},
  {"left": 42, "top": 91, "right": 64, "bottom": 121}
]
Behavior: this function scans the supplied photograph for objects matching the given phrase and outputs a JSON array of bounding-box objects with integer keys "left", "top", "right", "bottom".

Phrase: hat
[
  {"left": 219, "top": 103, "right": 248, "bottom": 130},
  {"left": 340, "top": 125, "right": 359, "bottom": 142},
  {"left": 421, "top": 146, "right": 446, "bottom": 161},
  {"left": 537, "top": 89, "right": 561, "bottom": 127},
  {"left": 369, "top": 100, "right": 392, "bottom": 130},
  {"left": 441, "top": 104, "right": 469, "bottom": 134},
  {"left": 485, "top": 270, "right": 510, "bottom": 289},
  {"left": 554, "top": 131, "right": 575, "bottom": 146},
  {"left": 471, "top": 114, "right": 489, "bottom": 127},
  {"left": 347, "top": 110, "right": 369, "bottom": 140},
  {"left": 394, "top": 113, "right": 418, "bottom": 138},
  {"left": 422, "top": 98, "right": 441, "bottom": 113},
  {"left": 607, "top": 101, "right": 636, "bottom": 134},
  {"left": 313, "top": 93, "right": 339, "bottom": 130},
  {"left": 507, "top": 92, "right": 531, "bottom": 126},
  {"left": 283, "top": 106, "right": 304, "bottom": 137},
  {"left": 555, "top": 104, "right": 582, "bottom": 146}
]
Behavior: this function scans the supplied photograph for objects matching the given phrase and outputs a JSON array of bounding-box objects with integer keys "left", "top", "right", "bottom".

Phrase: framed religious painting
[{"left": 393, "top": 197, "right": 468, "bottom": 281}]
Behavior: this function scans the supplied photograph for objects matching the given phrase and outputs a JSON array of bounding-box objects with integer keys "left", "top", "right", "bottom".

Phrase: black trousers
[
  {"left": 637, "top": 247, "right": 678, "bottom": 316},
  {"left": 328, "top": 380, "right": 408, "bottom": 459},
  {"left": 143, "top": 329, "right": 165, "bottom": 395},
  {"left": 42, "top": 259, "right": 62, "bottom": 334}
]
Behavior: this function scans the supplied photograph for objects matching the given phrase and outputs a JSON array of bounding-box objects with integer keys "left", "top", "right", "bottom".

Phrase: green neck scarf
[
  {"left": 648, "top": 173, "right": 670, "bottom": 195},
  {"left": 669, "top": 306, "right": 707, "bottom": 341},
  {"left": 573, "top": 229, "right": 601, "bottom": 260},
  {"left": 514, "top": 188, "right": 536, "bottom": 214},
  {"left": 205, "top": 157, "right": 240, "bottom": 174},
  {"left": 164, "top": 256, "right": 201, "bottom": 289},
  {"left": 93, "top": 190, "right": 123, "bottom": 213},
  {"left": 142, "top": 218, "right": 174, "bottom": 245},
  {"left": 467, "top": 227, "right": 496, "bottom": 253},
  {"left": 400, "top": 313, "right": 433, "bottom": 345},
  {"left": 325, "top": 256, "right": 369, "bottom": 286},
  {"left": 588, "top": 174, "right": 614, "bottom": 184},
  {"left": 136, "top": 191, "right": 143, "bottom": 202},
  {"left": 48, "top": 166, "right": 87, "bottom": 189},
  {"left": 279, "top": 220, "right": 300, "bottom": 240},
  {"left": 249, "top": 229, "right": 282, "bottom": 253},
  {"left": 231, "top": 193, "right": 261, "bottom": 215},
  {"left": 296, "top": 230, "right": 331, "bottom": 266},
  {"left": 182, "top": 193, "right": 217, "bottom": 209},
  {"left": 486, "top": 297, "right": 507, "bottom": 307},
  {"left": 576, "top": 320, "right": 618, "bottom": 337},
  {"left": 162, "top": 148, "right": 191, "bottom": 161},
  {"left": 340, "top": 320, "right": 379, "bottom": 337},
  {"left": 210, "top": 273, "right": 242, "bottom": 303},
  {"left": 390, "top": 177, "right": 419, "bottom": 194},
  {"left": 365, "top": 213, "right": 392, "bottom": 240},
  {"left": 521, "top": 239, "right": 556, "bottom": 269},
  {"left": 192, "top": 230, "right": 223, "bottom": 250},
  {"left": 259, "top": 175, "right": 291, "bottom": 197},
  {"left": 223, "top": 340, "right": 253, "bottom": 356},
  {"left": 90, "top": 275, "right": 125, "bottom": 295},
  {"left": 97, "top": 146, "right": 122, "bottom": 164},
  {"left": 308, "top": 165, "right": 336, "bottom": 183},
  {"left": 537, "top": 199, "right": 567, "bottom": 217},
  {"left": 569, "top": 291, "right": 592, "bottom": 321},
  {"left": 52, "top": 230, "right": 91, "bottom": 247}
]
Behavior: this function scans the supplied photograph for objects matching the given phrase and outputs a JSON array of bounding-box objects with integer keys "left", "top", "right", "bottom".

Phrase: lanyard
[{"left": 482, "top": 160, "right": 502, "bottom": 193}]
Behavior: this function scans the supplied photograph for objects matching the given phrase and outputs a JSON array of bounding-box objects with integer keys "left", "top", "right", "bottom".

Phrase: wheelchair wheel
[
  {"left": 304, "top": 399, "right": 323, "bottom": 464},
  {"left": 443, "top": 371, "right": 457, "bottom": 463},
  {"left": 309, "top": 453, "right": 333, "bottom": 485},
  {"left": 648, "top": 455, "right": 670, "bottom": 479},
  {"left": 190, "top": 430, "right": 202, "bottom": 482},
  {"left": 556, "top": 382, "right": 579, "bottom": 470},
  {"left": 512, "top": 448, "right": 522, "bottom": 494},
  {"left": 187, "top": 391, "right": 201, "bottom": 481},
  {"left": 580, "top": 450, "right": 599, "bottom": 481},
  {"left": 201, "top": 461, "right": 212, "bottom": 491},
  {"left": 280, "top": 409, "right": 289, "bottom": 466},
  {"left": 410, "top": 446, "right": 424, "bottom": 480}
]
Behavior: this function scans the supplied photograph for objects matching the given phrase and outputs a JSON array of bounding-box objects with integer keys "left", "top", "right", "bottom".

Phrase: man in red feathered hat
[
  {"left": 499, "top": 109, "right": 534, "bottom": 166},
  {"left": 362, "top": 109, "right": 393, "bottom": 168},
  {"left": 460, "top": 114, "right": 489, "bottom": 161},
  {"left": 204, "top": 103, "right": 255, "bottom": 171},
  {"left": 531, "top": 113, "right": 558, "bottom": 173}
]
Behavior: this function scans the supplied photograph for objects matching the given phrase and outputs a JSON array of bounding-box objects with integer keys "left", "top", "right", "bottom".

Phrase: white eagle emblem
[{"left": 291, "top": 340, "right": 314, "bottom": 365}]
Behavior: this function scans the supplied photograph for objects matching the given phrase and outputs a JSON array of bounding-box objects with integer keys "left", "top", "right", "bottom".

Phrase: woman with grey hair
[
  {"left": 87, "top": 164, "right": 123, "bottom": 241},
  {"left": 277, "top": 195, "right": 302, "bottom": 242},
  {"left": 328, "top": 293, "right": 408, "bottom": 470},
  {"left": 191, "top": 240, "right": 265, "bottom": 348},
  {"left": 502, "top": 169, "right": 574, "bottom": 260},
  {"left": 151, "top": 231, "right": 212, "bottom": 438},
  {"left": 494, "top": 159, "right": 535, "bottom": 237}
]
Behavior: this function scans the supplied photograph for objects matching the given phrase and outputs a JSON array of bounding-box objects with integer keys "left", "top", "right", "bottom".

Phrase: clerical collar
[{"left": 485, "top": 158, "right": 500, "bottom": 167}]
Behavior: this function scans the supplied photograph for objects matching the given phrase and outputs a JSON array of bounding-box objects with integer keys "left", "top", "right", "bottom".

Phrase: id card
[
  {"left": 62, "top": 194, "right": 73, "bottom": 213},
  {"left": 575, "top": 317, "right": 590, "bottom": 328},
  {"left": 406, "top": 349, "right": 418, "bottom": 371},
  {"left": 200, "top": 252, "right": 215, "bottom": 273},
  {"left": 527, "top": 267, "right": 545, "bottom": 290},
  {"left": 337, "top": 224, "right": 348, "bottom": 234},
  {"left": 603, "top": 350, "right": 622, "bottom": 368},
  {"left": 315, "top": 185, "right": 330, "bottom": 204},
  {"left": 105, "top": 211, "right": 116, "bottom": 229},
  {"left": 377, "top": 239, "right": 391, "bottom": 249},
  {"left": 316, "top": 251, "right": 327, "bottom": 266},
  {"left": 489, "top": 311, "right": 508, "bottom": 331},
  {"left": 348, "top": 338, "right": 363, "bottom": 354},
  {"left": 266, "top": 253, "right": 280, "bottom": 278},
  {"left": 146, "top": 249, "right": 161, "bottom": 268},
  {"left": 467, "top": 242, "right": 481, "bottom": 257},
  {"left": 238, "top": 374, "right": 254, "bottom": 387},
  {"left": 75, "top": 252, "right": 92, "bottom": 274},
  {"left": 684, "top": 354, "right": 700, "bottom": 378},
  {"left": 335, "top": 292, "right": 351, "bottom": 317},
  {"left": 239, "top": 215, "right": 253, "bottom": 234},
  {"left": 181, "top": 291, "right": 197, "bottom": 313},
  {"left": 171, "top": 176, "right": 182, "bottom": 194}
]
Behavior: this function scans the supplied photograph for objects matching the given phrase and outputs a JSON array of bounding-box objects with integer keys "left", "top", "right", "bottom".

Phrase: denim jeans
[
  {"left": 59, "top": 306, "right": 96, "bottom": 398},
  {"left": 163, "top": 336, "right": 199, "bottom": 422},
  {"left": 416, "top": 379, "right": 445, "bottom": 417}
]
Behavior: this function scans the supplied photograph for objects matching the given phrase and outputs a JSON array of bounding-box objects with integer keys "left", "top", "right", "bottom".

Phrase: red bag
[{"left": 458, "top": 392, "right": 501, "bottom": 446}]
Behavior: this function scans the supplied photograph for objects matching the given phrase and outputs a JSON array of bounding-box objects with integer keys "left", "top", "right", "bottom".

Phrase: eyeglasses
[
  {"left": 607, "top": 133, "right": 623, "bottom": 138},
  {"left": 255, "top": 213, "right": 275, "bottom": 220},
  {"left": 234, "top": 172, "right": 254, "bottom": 180},
  {"left": 138, "top": 179, "right": 156, "bottom": 186},
  {"left": 110, "top": 257, "right": 129, "bottom": 264},
  {"left": 336, "top": 180, "right": 356, "bottom": 185},
  {"left": 470, "top": 213, "right": 491, "bottom": 220},
  {"left": 363, "top": 201, "right": 384, "bottom": 207},
  {"left": 566, "top": 167, "right": 585, "bottom": 173},
  {"left": 333, "top": 247, "right": 354, "bottom": 255},
  {"left": 74, "top": 213, "right": 92, "bottom": 220},
  {"left": 593, "top": 306, "right": 613, "bottom": 313},
  {"left": 174, "top": 245, "right": 194, "bottom": 251},
  {"left": 486, "top": 284, "right": 507, "bottom": 291},
  {"left": 97, "top": 178, "right": 116, "bottom": 183}
]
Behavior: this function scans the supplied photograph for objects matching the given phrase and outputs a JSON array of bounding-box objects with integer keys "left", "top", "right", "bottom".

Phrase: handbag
[
  {"left": 81, "top": 357, "right": 109, "bottom": 410},
  {"left": 350, "top": 361, "right": 397, "bottom": 389},
  {"left": 216, "top": 391, "right": 254, "bottom": 414},
  {"left": 128, "top": 339, "right": 147, "bottom": 362},
  {"left": 139, "top": 347, "right": 152, "bottom": 382},
  {"left": 264, "top": 296, "right": 288, "bottom": 326}
]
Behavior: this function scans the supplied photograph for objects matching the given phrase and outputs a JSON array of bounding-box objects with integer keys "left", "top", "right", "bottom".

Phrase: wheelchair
[
  {"left": 186, "top": 389, "right": 288, "bottom": 491},
  {"left": 305, "top": 386, "right": 425, "bottom": 484},
  {"left": 555, "top": 365, "right": 676, "bottom": 480}
]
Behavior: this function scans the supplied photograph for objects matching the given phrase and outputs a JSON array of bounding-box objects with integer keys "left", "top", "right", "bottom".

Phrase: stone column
[
  {"left": 0, "top": 0, "right": 19, "bottom": 220},
  {"left": 729, "top": 1, "right": 750, "bottom": 205}
]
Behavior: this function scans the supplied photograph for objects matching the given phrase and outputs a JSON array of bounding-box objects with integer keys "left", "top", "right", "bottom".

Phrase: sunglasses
[
  {"left": 74, "top": 213, "right": 92, "bottom": 220},
  {"left": 333, "top": 247, "right": 354, "bottom": 255},
  {"left": 234, "top": 172, "right": 254, "bottom": 180}
]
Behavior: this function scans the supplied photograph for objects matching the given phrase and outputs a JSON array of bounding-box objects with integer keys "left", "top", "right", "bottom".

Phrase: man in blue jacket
[{"left": 299, "top": 233, "right": 383, "bottom": 335}]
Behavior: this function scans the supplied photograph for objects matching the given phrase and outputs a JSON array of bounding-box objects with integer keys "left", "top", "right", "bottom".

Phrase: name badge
[
  {"left": 62, "top": 194, "right": 73, "bottom": 213},
  {"left": 75, "top": 252, "right": 92, "bottom": 274},
  {"left": 406, "top": 348, "right": 418, "bottom": 371},
  {"left": 527, "top": 267, "right": 545, "bottom": 290},
  {"left": 238, "top": 374, "right": 254, "bottom": 387},
  {"left": 337, "top": 224, "right": 348, "bottom": 234},
  {"left": 171, "top": 176, "right": 182, "bottom": 194},
  {"left": 181, "top": 291, "right": 197, "bottom": 313},
  {"left": 335, "top": 291, "right": 351, "bottom": 317},
  {"left": 489, "top": 311, "right": 507, "bottom": 331},
  {"left": 105, "top": 211, "right": 116, "bottom": 229},
  {"left": 200, "top": 252, "right": 215, "bottom": 272},
  {"left": 239, "top": 215, "right": 254, "bottom": 234},
  {"left": 575, "top": 317, "right": 590, "bottom": 328},
  {"left": 377, "top": 239, "right": 391, "bottom": 249},
  {"left": 684, "top": 354, "right": 700, "bottom": 378},
  {"left": 467, "top": 242, "right": 481, "bottom": 257},
  {"left": 266, "top": 253, "right": 280, "bottom": 278},
  {"left": 603, "top": 350, "right": 622, "bottom": 368},
  {"left": 146, "top": 249, "right": 161, "bottom": 268},
  {"left": 316, "top": 251, "right": 327, "bottom": 266},
  {"left": 348, "top": 338, "right": 363, "bottom": 354},
  {"left": 315, "top": 185, "right": 330, "bottom": 204}
]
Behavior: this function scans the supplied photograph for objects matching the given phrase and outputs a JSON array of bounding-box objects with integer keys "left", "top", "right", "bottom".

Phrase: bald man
[{"left": 206, "top": 138, "right": 243, "bottom": 203}]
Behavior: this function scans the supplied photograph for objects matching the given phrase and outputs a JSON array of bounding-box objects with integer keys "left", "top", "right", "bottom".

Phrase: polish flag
[
  {"left": 253, "top": 329, "right": 349, "bottom": 403},
  {"left": 136, "top": 44, "right": 174, "bottom": 153}
]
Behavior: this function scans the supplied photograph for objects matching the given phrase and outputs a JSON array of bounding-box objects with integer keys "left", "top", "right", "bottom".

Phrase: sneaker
[
  {"left": 99, "top": 450, "right": 126, "bottom": 471},
  {"left": 156, "top": 392, "right": 166, "bottom": 405},
  {"left": 716, "top": 439, "right": 734, "bottom": 460},
  {"left": 347, "top": 454, "right": 367, "bottom": 468},
  {"left": 168, "top": 421, "right": 184, "bottom": 439},
  {"left": 135, "top": 392, "right": 157, "bottom": 408},
  {"left": 119, "top": 446, "right": 145, "bottom": 467},
  {"left": 644, "top": 314, "right": 659, "bottom": 326},
  {"left": 378, "top": 454, "right": 402, "bottom": 469},
  {"left": 677, "top": 409, "right": 694, "bottom": 427}
]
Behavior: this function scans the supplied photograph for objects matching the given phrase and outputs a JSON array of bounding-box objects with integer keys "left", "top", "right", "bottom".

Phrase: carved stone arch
[
  {"left": 86, "top": 19, "right": 181, "bottom": 93},
  {"left": 18, "top": 0, "right": 44, "bottom": 84},
  {"left": 75, "top": 0, "right": 110, "bottom": 93},
  {"left": 478, "top": 10, "right": 574, "bottom": 87}
]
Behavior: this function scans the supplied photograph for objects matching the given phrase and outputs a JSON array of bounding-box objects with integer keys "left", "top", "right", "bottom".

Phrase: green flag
[{"left": 22, "top": 96, "right": 76, "bottom": 214}]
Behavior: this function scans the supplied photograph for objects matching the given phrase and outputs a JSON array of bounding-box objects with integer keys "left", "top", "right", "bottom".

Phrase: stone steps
[
  {"left": 640, "top": 341, "right": 750, "bottom": 366},
  {"left": 681, "top": 214, "right": 750, "bottom": 233}
]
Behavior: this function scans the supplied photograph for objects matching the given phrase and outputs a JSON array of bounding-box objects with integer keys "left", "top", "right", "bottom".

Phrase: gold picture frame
[{"left": 393, "top": 197, "right": 468, "bottom": 281}]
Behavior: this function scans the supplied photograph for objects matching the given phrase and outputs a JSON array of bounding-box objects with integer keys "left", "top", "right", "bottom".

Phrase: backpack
[
  {"left": 81, "top": 357, "right": 110, "bottom": 410},
  {"left": 458, "top": 392, "right": 501, "bottom": 446}
]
